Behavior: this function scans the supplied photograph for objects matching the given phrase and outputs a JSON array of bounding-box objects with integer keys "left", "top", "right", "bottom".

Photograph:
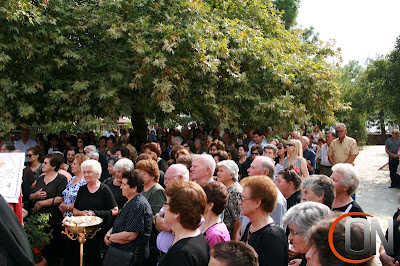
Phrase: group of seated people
[{"left": 0, "top": 126, "right": 388, "bottom": 266}]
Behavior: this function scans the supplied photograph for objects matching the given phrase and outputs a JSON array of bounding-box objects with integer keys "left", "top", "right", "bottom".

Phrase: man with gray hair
[
  {"left": 242, "top": 156, "right": 287, "bottom": 230},
  {"left": 385, "top": 129, "right": 400, "bottom": 188},
  {"left": 328, "top": 123, "right": 359, "bottom": 166},
  {"left": 190, "top": 154, "right": 216, "bottom": 183},
  {"left": 331, "top": 163, "right": 363, "bottom": 214},
  {"left": 300, "top": 136, "right": 316, "bottom": 175},
  {"left": 291, "top": 131, "right": 301, "bottom": 139},
  {"left": 155, "top": 164, "right": 189, "bottom": 254}
]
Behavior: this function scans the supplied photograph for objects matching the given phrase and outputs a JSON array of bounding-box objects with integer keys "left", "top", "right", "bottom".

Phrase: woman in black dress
[
  {"left": 104, "top": 170, "right": 153, "bottom": 266},
  {"left": 240, "top": 176, "right": 288, "bottom": 266},
  {"left": 73, "top": 160, "right": 118, "bottom": 266},
  {"left": 29, "top": 154, "right": 67, "bottom": 264},
  {"left": 158, "top": 181, "right": 210, "bottom": 266}
]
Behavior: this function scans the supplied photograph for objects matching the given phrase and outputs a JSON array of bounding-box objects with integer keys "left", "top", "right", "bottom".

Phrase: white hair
[
  {"left": 217, "top": 160, "right": 239, "bottom": 181},
  {"left": 88, "top": 151, "right": 99, "bottom": 160},
  {"left": 114, "top": 158, "right": 134, "bottom": 172},
  {"left": 84, "top": 145, "right": 97, "bottom": 153},
  {"left": 336, "top": 123, "right": 347, "bottom": 130},
  {"left": 292, "top": 131, "right": 301, "bottom": 138},
  {"left": 331, "top": 163, "right": 359, "bottom": 195},
  {"left": 81, "top": 159, "right": 102, "bottom": 179},
  {"left": 168, "top": 164, "right": 189, "bottom": 181},
  {"left": 194, "top": 154, "right": 216, "bottom": 177},
  {"left": 254, "top": 156, "right": 275, "bottom": 179},
  {"left": 300, "top": 136, "right": 310, "bottom": 145},
  {"left": 283, "top": 201, "right": 332, "bottom": 237}
]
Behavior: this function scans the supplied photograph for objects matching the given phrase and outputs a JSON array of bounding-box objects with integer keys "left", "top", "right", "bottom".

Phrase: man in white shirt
[
  {"left": 317, "top": 131, "right": 335, "bottom": 176},
  {"left": 14, "top": 129, "right": 37, "bottom": 162}
]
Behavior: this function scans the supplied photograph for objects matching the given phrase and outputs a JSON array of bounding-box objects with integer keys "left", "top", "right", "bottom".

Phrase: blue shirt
[{"left": 303, "top": 147, "right": 316, "bottom": 175}]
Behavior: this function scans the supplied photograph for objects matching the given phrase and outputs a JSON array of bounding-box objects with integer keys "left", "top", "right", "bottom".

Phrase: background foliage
[{"left": 1, "top": 0, "right": 342, "bottom": 138}]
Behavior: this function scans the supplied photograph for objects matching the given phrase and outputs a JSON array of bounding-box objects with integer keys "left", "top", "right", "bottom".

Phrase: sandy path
[{"left": 353, "top": 145, "right": 399, "bottom": 264}]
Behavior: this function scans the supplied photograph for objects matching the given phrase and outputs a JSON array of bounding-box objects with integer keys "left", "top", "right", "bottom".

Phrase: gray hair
[
  {"left": 172, "top": 136, "right": 183, "bottom": 144},
  {"left": 81, "top": 159, "right": 102, "bottom": 179},
  {"left": 168, "top": 163, "right": 189, "bottom": 181},
  {"left": 283, "top": 201, "right": 332, "bottom": 237},
  {"left": 300, "top": 136, "right": 309, "bottom": 145},
  {"left": 292, "top": 131, "right": 301, "bottom": 138},
  {"left": 264, "top": 144, "right": 278, "bottom": 156},
  {"left": 84, "top": 145, "right": 97, "bottom": 153},
  {"left": 194, "top": 154, "right": 216, "bottom": 177},
  {"left": 302, "top": 175, "right": 335, "bottom": 208},
  {"left": 114, "top": 158, "right": 134, "bottom": 172},
  {"left": 254, "top": 156, "right": 275, "bottom": 179},
  {"left": 336, "top": 123, "right": 347, "bottom": 130},
  {"left": 331, "top": 163, "right": 359, "bottom": 195},
  {"left": 217, "top": 160, "right": 239, "bottom": 181},
  {"left": 88, "top": 151, "right": 99, "bottom": 159}
]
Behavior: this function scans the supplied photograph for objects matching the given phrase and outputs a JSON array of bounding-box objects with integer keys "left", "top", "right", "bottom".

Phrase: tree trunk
[
  {"left": 380, "top": 109, "right": 386, "bottom": 144},
  {"left": 131, "top": 110, "right": 148, "bottom": 152}
]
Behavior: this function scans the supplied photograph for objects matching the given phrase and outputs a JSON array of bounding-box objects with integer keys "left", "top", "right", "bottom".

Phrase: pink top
[{"left": 204, "top": 222, "right": 231, "bottom": 248}]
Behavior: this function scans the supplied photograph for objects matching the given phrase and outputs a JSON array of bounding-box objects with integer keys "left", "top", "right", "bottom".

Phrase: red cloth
[{"left": 8, "top": 193, "right": 23, "bottom": 225}]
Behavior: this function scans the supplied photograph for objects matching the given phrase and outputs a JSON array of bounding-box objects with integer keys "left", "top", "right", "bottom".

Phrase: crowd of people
[{"left": 1, "top": 122, "right": 394, "bottom": 266}]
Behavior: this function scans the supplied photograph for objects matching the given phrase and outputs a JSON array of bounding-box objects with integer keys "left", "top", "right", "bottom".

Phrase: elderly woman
[
  {"left": 103, "top": 170, "right": 153, "bottom": 266},
  {"left": 284, "top": 139, "right": 309, "bottom": 178},
  {"left": 201, "top": 182, "right": 231, "bottom": 248},
  {"left": 59, "top": 154, "right": 89, "bottom": 217},
  {"left": 331, "top": 163, "right": 364, "bottom": 213},
  {"left": 104, "top": 158, "right": 134, "bottom": 209},
  {"left": 135, "top": 159, "right": 166, "bottom": 264},
  {"left": 306, "top": 217, "right": 373, "bottom": 266},
  {"left": 239, "top": 176, "right": 288, "bottom": 266},
  {"left": 135, "top": 159, "right": 166, "bottom": 214},
  {"left": 301, "top": 175, "right": 335, "bottom": 208},
  {"left": 276, "top": 168, "right": 303, "bottom": 210},
  {"left": 283, "top": 202, "right": 332, "bottom": 266},
  {"left": 216, "top": 160, "right": 242, "bottom": 239},
  {"left": 73, "top": 160, "right": 118, "bottom": 266},
  {"left": 26, "top": 146, "right": 43, "bottom": 179},
  {"left": 158, "top": 181, "right": 210, "bottom": 266},
  {"left": 29, "top": 154, "right": 67, "bottom": 264}
]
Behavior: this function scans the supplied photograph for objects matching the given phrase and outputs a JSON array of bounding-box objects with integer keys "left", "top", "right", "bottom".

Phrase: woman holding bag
[{"left": 103, "top": 169, "right": 153, "bottom": 266}]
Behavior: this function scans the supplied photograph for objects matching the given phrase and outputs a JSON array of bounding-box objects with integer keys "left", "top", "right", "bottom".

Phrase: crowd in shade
[{"left": 2, "top": 122, "right": 396, "bottom": 266}]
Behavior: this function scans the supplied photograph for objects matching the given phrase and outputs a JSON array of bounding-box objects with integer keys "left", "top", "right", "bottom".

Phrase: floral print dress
[{"left": 62, "top": 175, "right": 87, "bottom": 217}]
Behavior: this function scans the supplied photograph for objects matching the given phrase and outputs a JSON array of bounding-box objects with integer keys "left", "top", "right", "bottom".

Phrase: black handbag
[{"left": 103, "top": 245, "right": 137, "bottom": 266}]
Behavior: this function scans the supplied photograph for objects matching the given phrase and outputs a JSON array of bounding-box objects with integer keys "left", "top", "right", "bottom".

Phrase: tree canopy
[{"left": 0, "top": 0, "right": 341, "bottom": 137}]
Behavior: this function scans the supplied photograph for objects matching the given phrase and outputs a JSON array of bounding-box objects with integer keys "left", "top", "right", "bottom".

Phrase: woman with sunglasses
[
  {"left": 284, "top": 139, "right": 309, "bottom": 179},
  {"left": 27, "top": 146, "right": 43, "bottom": 180},
  {"left": 275, "top": 142, "right": 287, "bottom": 166},
  {"left": 75, "top": 137, "right": 85, "bottom": 154}
]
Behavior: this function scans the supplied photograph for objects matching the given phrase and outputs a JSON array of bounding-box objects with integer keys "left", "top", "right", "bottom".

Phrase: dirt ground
[{"left": 353, "top": 145, "right": 399, "bottom": 264}]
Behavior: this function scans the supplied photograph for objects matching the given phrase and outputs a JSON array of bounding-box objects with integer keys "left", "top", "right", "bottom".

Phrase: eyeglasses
[
  {"left": 240, "top": 195, "right": 253, "bottom": 202},
  {"left": 251, "top": 153, "right": 259, "bottom": 156},
  {"left": 26, "top": 154, "right": 35, "bottom": 157},
  {"left": 393, "top": 132, "right": 399, "bottom": 135},
  {"left": 183, "top": 145, "right": 189, "bottom": 148},
  {"left": 287, "top": 143, "right": 295, "bottom": 147},
  {"left": 277, "top": 146, "right": 284, "bottom": 150},
  {"left": 77, "top": 140, "right": 83, "bottom": 143},
  {"left": 336, "top": 130, "right": 343, "bottom": 134}
]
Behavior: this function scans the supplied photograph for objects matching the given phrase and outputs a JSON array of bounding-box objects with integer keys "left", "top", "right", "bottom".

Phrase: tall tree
[
  {"left": 0, "top": 0, "right": 340, "bottom": 138},
  {"left": 272, "top": 0, "right": 300, "bottom": 29}
]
